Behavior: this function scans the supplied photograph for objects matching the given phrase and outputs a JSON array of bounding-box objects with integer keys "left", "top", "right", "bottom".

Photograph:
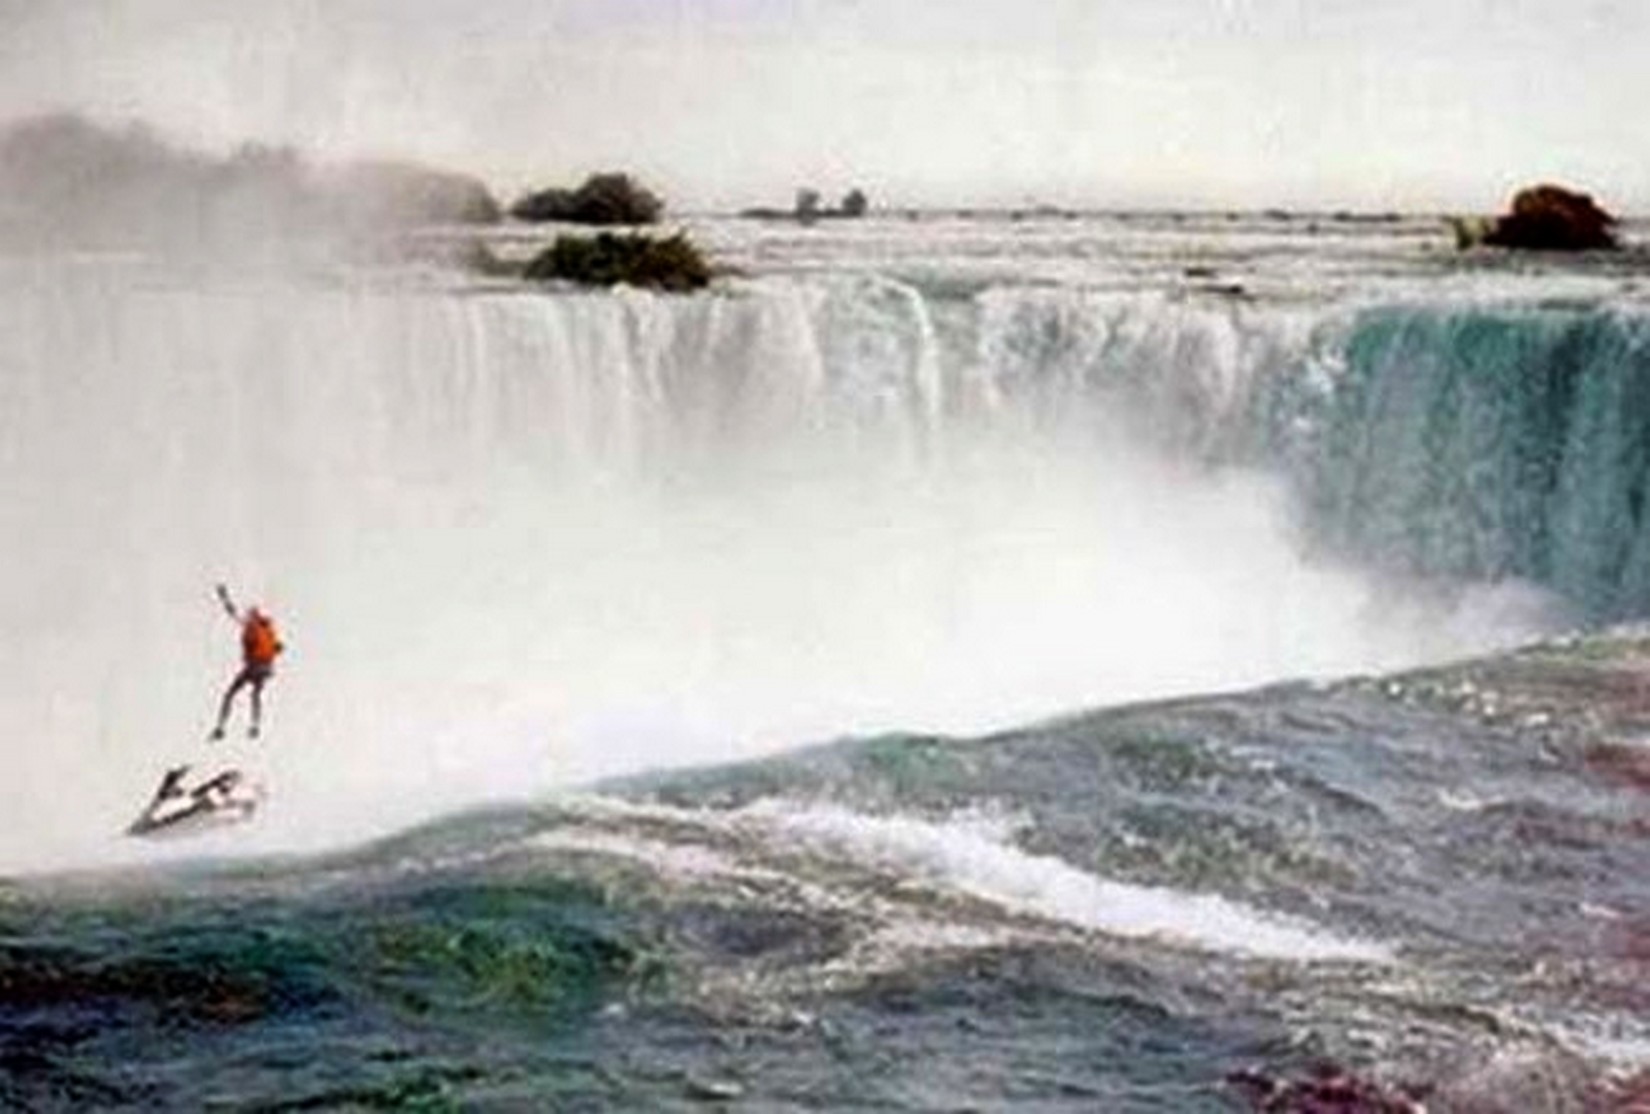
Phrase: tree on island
[
  {"left": 522, "top": 231, "right": 711, "bottom": 292},
  {"left": 509, "top": 172, "right": 664, "bottom": 225},
  {"left": 739, "top": 185, "right": 871, "bottom": 223}
]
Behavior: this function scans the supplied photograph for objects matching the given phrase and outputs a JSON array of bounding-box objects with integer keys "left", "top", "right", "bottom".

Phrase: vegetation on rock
[
  {"left": 1453, "top": 183, "right": 1618, "bottom": 251},
  {"left": 509, "top": 172, "right": 663, "bottom": 225},
  {"left": 740, "top": 186, "right": 872, "bottom": 223},
  {"left": 522, "top": 231, "right": 711, "bottom": 292}
]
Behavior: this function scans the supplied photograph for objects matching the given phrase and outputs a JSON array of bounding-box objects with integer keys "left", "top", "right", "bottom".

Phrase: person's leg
[
  {"left": 212, "top": 669, "right": 251, "bottom": 739},
  {"left": 248, "top": 675, "right": 265, "bottom": 738}
]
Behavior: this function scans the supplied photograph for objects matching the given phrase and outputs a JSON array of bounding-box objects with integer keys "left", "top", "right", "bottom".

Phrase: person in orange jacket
[{"left": 209, "top": 583, "right": 285, "bottom": 741}]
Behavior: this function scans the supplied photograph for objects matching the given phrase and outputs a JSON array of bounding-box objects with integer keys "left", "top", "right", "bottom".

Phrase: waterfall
[
  {"left": 1297, "top": 305, "right": 1650, "bottom": 619},
  {"left": 0, "top": 260, "right": 1585, "bottom": 869}
]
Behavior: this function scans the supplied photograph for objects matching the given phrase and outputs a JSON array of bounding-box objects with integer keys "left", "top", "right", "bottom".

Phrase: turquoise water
[{"left": 1301, "top": 306, "right": 1650, "bottom": 618}]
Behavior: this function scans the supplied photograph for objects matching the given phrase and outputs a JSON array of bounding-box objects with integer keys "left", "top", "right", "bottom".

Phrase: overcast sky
[{"left": 2, "top": 0, "right": 1645, "bottom": 211}]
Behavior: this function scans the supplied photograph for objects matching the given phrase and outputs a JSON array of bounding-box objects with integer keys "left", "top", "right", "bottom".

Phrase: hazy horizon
[{"left": 3, "top": 0, "right": 1646, "bottom": 214}]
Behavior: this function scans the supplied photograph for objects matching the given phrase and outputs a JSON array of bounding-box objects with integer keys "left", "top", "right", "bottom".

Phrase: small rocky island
[
  {"left": 1452, "top": 183, "right": 1619, "bottom": 251},
  {"left": 508, "top": 172, "right": 664, "bottom": 226}
]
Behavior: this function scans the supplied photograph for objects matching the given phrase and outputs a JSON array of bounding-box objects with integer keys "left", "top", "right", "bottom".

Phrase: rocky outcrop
[
  {"left": 509, "top": 173, "right": 663, "bottom": 225},
  {"left": 522, "top": 231, "right": 711, "bottom": 292},
  {"left": 1227, "top": 1065, "right": 1426, "bottom": 1112},
  {"left": 1457, "top": 183, "right": 1619, "bottom": 251}
]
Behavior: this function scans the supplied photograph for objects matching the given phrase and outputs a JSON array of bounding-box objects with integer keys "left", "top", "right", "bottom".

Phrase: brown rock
[{"left": 1481, "top": 183, "right": 1618, "bottom": 251}]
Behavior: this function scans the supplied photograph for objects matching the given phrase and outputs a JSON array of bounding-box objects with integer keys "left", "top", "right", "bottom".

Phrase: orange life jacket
[{"left": 242, "top": 614, "right": 282, "bottom": 667}]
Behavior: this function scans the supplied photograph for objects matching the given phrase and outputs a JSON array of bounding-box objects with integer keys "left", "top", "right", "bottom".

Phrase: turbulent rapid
[{"left": 4, "top": 212, "right": 1650, "bottom": 1109}]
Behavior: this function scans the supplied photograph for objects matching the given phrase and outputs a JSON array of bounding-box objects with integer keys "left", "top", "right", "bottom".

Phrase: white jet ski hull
[{"left": 128, "top": 765, "right": 262, "bottom": 838}]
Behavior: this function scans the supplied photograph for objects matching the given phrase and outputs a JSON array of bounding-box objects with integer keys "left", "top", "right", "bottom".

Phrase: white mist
[{"left": 0, "top": 264, "right": 1555, "bottom": 872}]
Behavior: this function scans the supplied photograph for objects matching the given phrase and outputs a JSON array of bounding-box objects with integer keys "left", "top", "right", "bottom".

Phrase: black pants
[{"left": 215, "top": 663, "right": 272, "bottom": 733}]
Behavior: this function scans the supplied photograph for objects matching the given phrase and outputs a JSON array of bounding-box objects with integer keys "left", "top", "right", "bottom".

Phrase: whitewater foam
[{"left": 734, "top": 801, "right": 1388, "bottom": 963}]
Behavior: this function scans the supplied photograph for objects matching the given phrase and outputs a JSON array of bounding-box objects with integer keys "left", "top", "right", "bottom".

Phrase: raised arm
[{"left": 215, "top": 583, "right": 242, "bottom": 623}]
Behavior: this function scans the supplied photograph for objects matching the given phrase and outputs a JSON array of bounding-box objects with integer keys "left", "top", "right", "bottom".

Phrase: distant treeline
[
  {"left": 509, "top": 173, "right": 663, "bottom": 225},
  {"left": 0, "top": 114, "right": 719, "bottom": 288},
  {"left": 0, "top": 115, "right": 687, "bottom": 245},
  {"left": 0, "top": 113, "right": 501, "bottom": 252},
  {"left": 9, "top": 113, "right": 1617, "bottom": 292},
  {"left": 740, "top": 187, "right": 869, "bottom": 223}
]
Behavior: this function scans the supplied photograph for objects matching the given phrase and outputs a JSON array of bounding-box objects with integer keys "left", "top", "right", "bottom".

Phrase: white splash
[{"left": 738, "top": 801, "right": 1389, "bottom": 963}]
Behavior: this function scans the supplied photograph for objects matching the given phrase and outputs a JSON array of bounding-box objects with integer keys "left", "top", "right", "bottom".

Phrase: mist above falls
[
  {"left": 0, "top": 254, "right": 1574, "bottom": 872},
  {"left": 0, "top": 112, "right": 500, "bottom": 262}
]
